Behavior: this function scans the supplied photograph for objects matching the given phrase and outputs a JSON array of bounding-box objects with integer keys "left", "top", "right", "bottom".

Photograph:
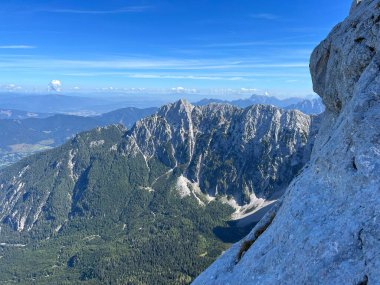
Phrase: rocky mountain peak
[
  {"left": 125, "top": 101, "right": 318, "bottom": 210},
  {"left": 0, "top": 98, "right": 318, "bottom": 236},
  {"left": 194, "top": 1, "right": 380, "bottom": 284},
  {"left": 157, "top": 98, "right": 194, "bottom": 119},
  {"left": 311, "top": 0, "right": 378, "bottom": 113}
]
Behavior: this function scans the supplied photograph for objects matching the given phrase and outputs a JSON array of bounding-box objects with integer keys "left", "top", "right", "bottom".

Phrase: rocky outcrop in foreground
[{"left": 193, "top": 0, "right": 380, "bottom": 284}]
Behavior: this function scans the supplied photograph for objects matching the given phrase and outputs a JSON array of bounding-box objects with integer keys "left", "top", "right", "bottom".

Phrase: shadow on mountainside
[{"left": 213, "top": 203, "right": 276, "bottom": 243}]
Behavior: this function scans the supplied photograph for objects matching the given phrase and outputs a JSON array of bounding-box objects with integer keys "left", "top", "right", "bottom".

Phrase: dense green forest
[{"left": 0, "top": 125, "right": 236, "bottom": 284}]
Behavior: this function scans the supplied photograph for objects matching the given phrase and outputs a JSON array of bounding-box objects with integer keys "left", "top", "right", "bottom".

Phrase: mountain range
[
  {"left": 0, "top": 100, "right": 319, "bottom": 284},
  {"left": 0, "top": 93, "right": 163, "bottom": 114},
  {"left": 284, "top": 98, "right": 325, "bottom": 115},
  {"left": 194, "top": 95, "right": 325, "bottom": 115},
  {"left": 0, "top": 1, "right": 377, "bottom": 284},
  {"left": 0, "top": 92, "right": 325, "bottom": 115},
  {"left": 0, "top": 107, "right": 157, "bottom": 169},
  {"left": 0, "top": 93, "right": 325, "bottom": 169}
]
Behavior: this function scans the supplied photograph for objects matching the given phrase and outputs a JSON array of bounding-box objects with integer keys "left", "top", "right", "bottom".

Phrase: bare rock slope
[{"left": 193, "top": 1, "right": 380, "bottom": 284}]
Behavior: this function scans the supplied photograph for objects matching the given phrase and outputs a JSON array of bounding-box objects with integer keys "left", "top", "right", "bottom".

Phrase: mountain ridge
[
  {"left": 193, "top": 1, "right": 380, "bottom": 283},
  {"left": 194, "top": 94, "right": 324, "bottom": 114},
  {"left": 0, "top": 100, "right": 319, "bottom": 284},
  {"left": 125, "top": 100, "right": 319, "bottom": 207}
]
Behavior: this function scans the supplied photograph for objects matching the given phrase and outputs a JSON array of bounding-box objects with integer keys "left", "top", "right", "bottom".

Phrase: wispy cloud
[
  {"left": 0, "top": 55, "right": 309, "bottom": 72},
  {"left": 62, "top": 71, "right": 309, "bottom": 79},
  {"left": 127, "top": 74, "right": 245, "bottom": 81},
  {"left": 202, "top": 41, "right": 316, "bottom": 48},
  {"left": 41, "top": 6, "right": 151, "bottom": 15},
  {"left": 251, "top": 13, "right": 279, "bottom": 20},
  {"left": 0, "top": 45, "right": 36, "bottom": 49}
]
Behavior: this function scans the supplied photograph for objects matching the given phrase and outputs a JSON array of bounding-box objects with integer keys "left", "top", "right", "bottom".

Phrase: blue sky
[{"left": 0, "top": 0, "right": 352, "bottom": 98}]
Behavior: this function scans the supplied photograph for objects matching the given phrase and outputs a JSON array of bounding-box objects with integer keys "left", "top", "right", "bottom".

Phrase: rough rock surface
[
  {"left": 126, "top": 101, "right": 318, "bottom": 206},
  {"left": 193, "top": 1, "right": 380, "bottom": 284}
]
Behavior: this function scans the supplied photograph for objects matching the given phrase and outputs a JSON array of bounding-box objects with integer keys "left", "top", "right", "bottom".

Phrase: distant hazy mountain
[
  {"left": 285, "top": 98, "right": 325, "bottom": 115},
  {"left": 194, "top": 98, "right": 226, "bottom": 105},
  {"left": 0, "top": 93, "right": 325, "bottom": 116},
  {"left": 195, "top": 94, "right": 303, "bottom": 108},
  {"left": 0, "top": 100, "right": 319, "bottom": 284},
  {"left": 97, "top": 107, "right": 157, "bottom": 126},
  {"left": 0, "top": 109, "right": 51, "bottom": 120},
  {"left": 0, "top": 94, "right": 161, "bottom": 114},
  {"left": 0, "top": 94, "right": 107, "bottom": 114},
  {"left": 194, "top": 94, "right": 325, "bottom": 114},
  {"left": 0, "top": 107, "right": 157, "bottom": 168}
]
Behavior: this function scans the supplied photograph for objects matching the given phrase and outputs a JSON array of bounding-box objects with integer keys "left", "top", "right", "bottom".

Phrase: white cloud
[
  {"left": 1, "top": 83, "right": 23, "bottom": 91},
  {"left": 172, "top": 87, "right": 185, "bottom": 93},
  {"left": 240, "top": 88, "right": 258, "bottom": 93},
  {"left": 48, "top": 80, "right": 62, "bottom": 92},
  {"left": 251, "top": 13, "right": 279, "bottom": 20},
  {"left": 171, "top": 87, "right": 199, "bottom": 94}
]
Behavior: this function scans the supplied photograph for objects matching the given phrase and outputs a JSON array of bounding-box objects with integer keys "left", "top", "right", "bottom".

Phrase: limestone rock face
[
  {"left": 193, "top": 1, "right": 380, "bottom": 284},
  {"left": 127, "top": 100, "right": 317, "bottom": 205}
]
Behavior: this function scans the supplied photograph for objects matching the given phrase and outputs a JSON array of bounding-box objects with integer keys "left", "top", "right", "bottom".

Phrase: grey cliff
[{"left": 193, "top": 0, "right": 380, "bottom": 284}]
